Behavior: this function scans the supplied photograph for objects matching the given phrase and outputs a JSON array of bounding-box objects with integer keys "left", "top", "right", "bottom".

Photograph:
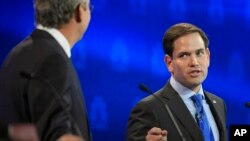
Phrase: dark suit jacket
[
  {"left": 0, "top": 29, "right": 91, "bottom": 141},
  {"left": 126, "top": 82, "right": 227, "bottom": 141}
]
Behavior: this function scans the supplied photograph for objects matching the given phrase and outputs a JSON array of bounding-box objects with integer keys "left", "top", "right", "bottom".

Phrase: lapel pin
[{"left": 213, "top": 100, "right": 216, "bottom": 104}]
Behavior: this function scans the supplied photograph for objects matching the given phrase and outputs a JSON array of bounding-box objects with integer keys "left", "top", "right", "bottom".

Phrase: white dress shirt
[{"left": 170, "top": 76, "right": 219, "bottom": 141}]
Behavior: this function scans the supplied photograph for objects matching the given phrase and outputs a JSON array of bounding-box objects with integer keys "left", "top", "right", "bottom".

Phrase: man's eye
[
  {"left": 179, "top": 54, "right": 188, "bottom": 58},
  {"left": 197, "top": 51, "right": 205, "bottom": 56}
]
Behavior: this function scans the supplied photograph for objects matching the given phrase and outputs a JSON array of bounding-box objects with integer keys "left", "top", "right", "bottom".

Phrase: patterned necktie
[{"left": 191, "top": 94, "right": 214, "bottom": 141}]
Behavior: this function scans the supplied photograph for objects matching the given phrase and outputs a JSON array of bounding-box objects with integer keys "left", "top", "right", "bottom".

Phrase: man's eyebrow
[
  {"left": 176, "top": 51, "right": 190, "bottom": 56},
  {"left": 196, "top": 48, "right": 205, "bottom": 52}
]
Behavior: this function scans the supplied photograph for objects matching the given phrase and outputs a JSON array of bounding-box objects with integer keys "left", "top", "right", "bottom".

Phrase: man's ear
[
  {"left": 74, "top": 4, "right": 83, "bottom": 23},
  {"left": 164, "top": 55, "right": 173, "bottom": 73},
  {"left": 206, "top": 47, "right": 210, "bottom": 67}
]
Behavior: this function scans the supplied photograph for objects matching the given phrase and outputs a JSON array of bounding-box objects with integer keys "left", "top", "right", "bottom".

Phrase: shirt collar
[
  {"left": 36, "top": 25, "right": 71, "bottom": 58},
  {"left": 170, "top": 76, "right": 205, "bottom": 100}
]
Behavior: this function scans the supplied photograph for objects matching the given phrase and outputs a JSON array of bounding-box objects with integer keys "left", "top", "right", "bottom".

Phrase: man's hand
[
  {"left": 8, "top": 124, "right": 39, "bottom": 141},
  {"left": 146, "top": 127, "right": 167, "bottom": 141},
  {"left": 57, "top": 134, "right": 85, "bottom": 141}
]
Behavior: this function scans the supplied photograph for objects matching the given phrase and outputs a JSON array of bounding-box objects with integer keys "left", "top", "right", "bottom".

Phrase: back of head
[
  {"left": 162, "top": 23, "right": 209, "bottom": 57},
  {"left": 34, "top": 0, "right": 86, "bottom": 28}
]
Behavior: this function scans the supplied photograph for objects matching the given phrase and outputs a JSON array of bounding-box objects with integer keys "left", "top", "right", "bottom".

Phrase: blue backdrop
[{"left": 0, "top": 0, "right": 250, "bottom": 140}]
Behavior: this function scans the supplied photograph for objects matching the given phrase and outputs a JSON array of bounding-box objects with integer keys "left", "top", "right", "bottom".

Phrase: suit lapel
[
  {"left": 158, "top": 82, "right": 204, "bottom": 141},
  {"left": 205, "top": 93, "right": 226, "bottom": 141}
]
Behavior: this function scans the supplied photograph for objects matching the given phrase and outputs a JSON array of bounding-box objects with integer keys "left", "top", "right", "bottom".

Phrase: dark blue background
[{"left": 0, "top": 0, "right": 250, "bottom": 140}]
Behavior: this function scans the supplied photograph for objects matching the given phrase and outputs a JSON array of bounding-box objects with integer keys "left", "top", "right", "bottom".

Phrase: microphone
[
  {"left": 138, "top": 83, "right": 186, "bottom": 141},
  {"left": 139, "top": 83, "right": 153, "bottom": 94},
  {"left": 20, "top": 71, "right": 83, "bottom": 138},
  {"left": 245, "top": 102, "right": 250, "bottom": 108}
]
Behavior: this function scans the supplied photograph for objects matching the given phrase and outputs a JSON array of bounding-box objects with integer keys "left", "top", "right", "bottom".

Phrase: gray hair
[{"left": 34, "top": 0, "right": 87, "bottom": 28}]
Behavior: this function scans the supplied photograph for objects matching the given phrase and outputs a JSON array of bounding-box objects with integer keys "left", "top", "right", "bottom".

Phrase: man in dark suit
[
  {"left": 126, "top": 23, "right": 227, "bottom": 141},
  {"left": 0, "top": 0, "right": 92, "bottom": 140}
]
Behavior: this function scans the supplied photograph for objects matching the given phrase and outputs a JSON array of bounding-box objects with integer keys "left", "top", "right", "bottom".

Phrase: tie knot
[
  {"left": 191, "top": 94, "right": 203, "bottom": 110},
  {"left": 191, "top": 94, "right": 203, "bottom": 102}
]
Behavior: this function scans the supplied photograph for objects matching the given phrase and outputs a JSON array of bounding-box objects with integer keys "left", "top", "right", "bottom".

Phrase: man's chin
[{"left": 190, "top": 81, "right": 204, "bottom": 87}]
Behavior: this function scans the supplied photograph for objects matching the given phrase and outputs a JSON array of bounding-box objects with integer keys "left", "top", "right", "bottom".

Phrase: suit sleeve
[
  {"left": 126, "top": 100, "right": 159, "bottom": 141},
  {"left": 26, "top": 54, "right": 75, "bottom": 141}
]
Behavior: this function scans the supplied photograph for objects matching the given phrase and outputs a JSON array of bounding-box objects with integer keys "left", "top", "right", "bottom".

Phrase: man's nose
[{"left": 189, "top": 55, "right": 199, "bottom": 67}]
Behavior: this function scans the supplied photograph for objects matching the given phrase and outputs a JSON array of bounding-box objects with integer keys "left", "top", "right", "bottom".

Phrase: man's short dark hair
[{"left": 162, "top": 23, "right": 209, "bottom": 56}]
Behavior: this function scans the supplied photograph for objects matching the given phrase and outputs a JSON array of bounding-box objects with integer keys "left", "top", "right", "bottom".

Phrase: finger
[
  {"left": 146, "top": 134, "right": 164, "bottom": 141},
  {"left": 148, "top": 127, "right": 162, "bottom": 135},
  {"left": 161, "top": 130, "right": 168, "bottom": 136},
  {"left": 57, "top": 134, "right": 84, "bottom": 141}
]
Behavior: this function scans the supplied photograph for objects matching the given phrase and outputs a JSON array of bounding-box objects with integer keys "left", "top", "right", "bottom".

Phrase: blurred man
[
  {"left": 0, "top": 0, "right": 92, "bottom": 140},
  {"left": 126, "top": 23, "right": 227, "bottom": 141}
]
